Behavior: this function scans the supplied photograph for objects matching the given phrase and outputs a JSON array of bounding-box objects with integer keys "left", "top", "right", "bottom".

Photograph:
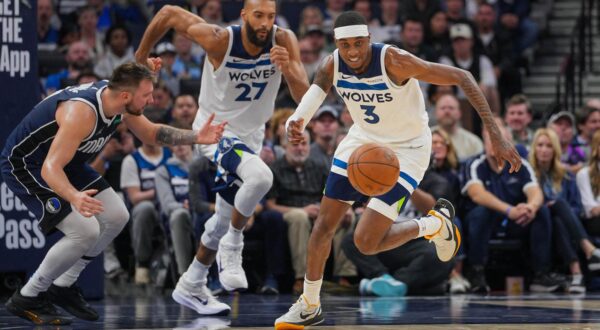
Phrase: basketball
[{"left": 347, "top": 143, "right": 400, "bottom": 196}]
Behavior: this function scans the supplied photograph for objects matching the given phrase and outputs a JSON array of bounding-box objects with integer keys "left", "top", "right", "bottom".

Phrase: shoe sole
[
  {"left": 172, "top": 290, "right": 231, "bottom": 316},
  {"left": 5, "top": 299, "right": 72, "bottom": 325},
  {"left": 370, "top": 279, "right": 407, "bottom": 297},
  {"left": 529, "top": 284, "right": 560, "bottom": 293},
  {"left": 274, "top": 316, "right": 325, "bottom": 330},
  {"left": 219, "top": 280, "right": 248, "bottom": 293},
  {"left": 588, "top": 263, "right": 600, "bottom": 271}
]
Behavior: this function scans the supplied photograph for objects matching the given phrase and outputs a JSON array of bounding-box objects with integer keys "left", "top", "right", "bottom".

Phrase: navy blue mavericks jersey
[{"left": 1, "top": 80, "right": 121, "bottom": 169}]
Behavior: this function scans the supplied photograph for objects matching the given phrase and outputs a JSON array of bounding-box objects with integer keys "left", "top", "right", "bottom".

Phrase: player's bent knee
[
  {"left": 354, "top": 233, "right": 378, "bottom": 255},
  {"left": 78, "top": 220, "right": 101, "bottom": 248},
  {"left": 244, "top": 164, "right": 273, "bottom": 195}
]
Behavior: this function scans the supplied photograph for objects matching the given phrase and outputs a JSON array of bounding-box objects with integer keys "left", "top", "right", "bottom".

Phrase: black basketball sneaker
[
  {"left": 46, "top": 284, "right": 99, "bottom": 321},
  {"left": 5, "top": 290, "right": 72, "bottom": 325}
]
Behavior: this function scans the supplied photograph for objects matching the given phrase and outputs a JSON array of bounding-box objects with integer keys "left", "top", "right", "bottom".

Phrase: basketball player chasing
[
  {"left": 135, "top": 0, "right": 309, "bottom": 315},
  {"left": 275, "top": 12, "right": 522, "bottom": 329},
  {"left": 0, "top": 62, "right": 226, "bottom": 325}
]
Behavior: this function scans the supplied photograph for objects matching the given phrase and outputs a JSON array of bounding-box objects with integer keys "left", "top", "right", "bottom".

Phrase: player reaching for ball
[{"left": 275, "top": 11, "right": 522, "bottom": 329}]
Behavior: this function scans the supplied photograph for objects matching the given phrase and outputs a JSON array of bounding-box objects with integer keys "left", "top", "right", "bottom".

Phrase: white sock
[
  {"left": 591, "top": 249, "right": 600, "bottom": 259},
  {"left": 223, "top": 223, "right": 244, "bottom": 246},
  {"left": 21, "top": 271, "right": 54, "bottom": 297},
  {"left": 413, "top": 215, "right": 442, "bottom": 238},
  {"left": 303, "top": 277, "right": 322, "bottom": 306},
  {"left": 53, "top": 258, "right": 92, "bottom": 287},
  {"left": 184, "top": 257, "right": 210, "bottom": 285}
]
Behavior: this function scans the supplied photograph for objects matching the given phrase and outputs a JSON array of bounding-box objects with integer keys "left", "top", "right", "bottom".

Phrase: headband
[{"left": 334, "top": 25, "right": 369, "bottom": 40}]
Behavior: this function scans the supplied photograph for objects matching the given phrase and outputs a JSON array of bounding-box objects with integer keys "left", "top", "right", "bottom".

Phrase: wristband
[{"left": 505, "top": 206, "right": 512, "bottom": 217}]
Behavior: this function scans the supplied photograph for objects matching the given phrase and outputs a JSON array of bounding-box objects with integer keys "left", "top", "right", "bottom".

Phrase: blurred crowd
[{"left": 34, "top": 0, "right": 600, "bottom": 296}]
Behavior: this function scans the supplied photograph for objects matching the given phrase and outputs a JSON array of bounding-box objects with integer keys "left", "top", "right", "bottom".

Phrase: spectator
[
  {"left": 155, "top": 144, "right": 196, "bottom": 276},
  {"left": 352, "top": 0, "right": 379, "bottom": 29},
  {"left": 298, "top": 5, "right": 325, "bottom": 37},
  {"left": 269, "top": 108, "right": 295, "bottom": 159},
  {"left": 576, "top": 131, "right": 600, "bottom": 236},
  {"left": 425, "top": 10, "right": 451, "bottom": 58},
  {"left": 430, "top": 128, "right": 469, "bottom": 293},
  {"left": 504, "top": 94, "right": 534, "bottom": 148},
  {"left": 145, "top": 81, "right": 173, "bottom": 124},
  {"left": 94, "top": 25, "right": 135, "bottom": 79},
  {"left": 575, "top": 105, "right": 600, "bottom": 161},
  {"left": 322, "top": 0, "right": 347, "bottom": 34},
  {"left": 529, "top": 128, "right": 600, "bottom": 293},
  {"left": 299, "top": 37, "right": 322, "bottom": 80},
  {"left": 548, "top": 111, "right": 586, "bottom": 174},
  {"left": 266, "top": 131, "right": 355, "bottom": 294},
  {"left": 87, "top": 0, "right": 112, "bottom": 32},
  {"left": 57, "top": 22, "right": 81, "bottom": 54},
  {"left": 370, "top": 0, "right": 402, "bottom": 44},
  {"left": 344, "top": 168, "right": 454, "bottom": 296},
  {"left": 432, "top": 94, "right": 483, "bottom": 162},
  {"left": 38, "top": 0, "right": 59, "bottom": 51},
  {"left": 404, "top": 0, "right": 442, "bottom": 26},
  {"left": 475, "top": 3, "right": 521, "bottom": 102},
  {"left": 440, "top": 23, "right": 500, "bottom": 115},
  {"left": 310, "top": 106, "right": 340, "bottom": 170},
  {"left": 171, "top": 94, "right": 198, "bottom": 129},
  {"left": 75, "top": 70, "right": 101, "bottom": 85},
  {"left": 198, "top": 0, "right": 225, "bottom": 26},
  {"left": 172, "top": 32, "right": 202, "bottom": 79},
  {"left": 121, "top": 142, "right": 171, "bottom": 284},
  {"left": 462, "top": 119, "right": 562, "bottom": 293},
  {"left": 78, "top": 6, "right": 105, "bottom": 60},
  {"left": 302, "top": 25, "right": 330, "bottom": 59},
  {"left": 45, "top": 41, "right": 93, "bottom": 94},
  {"left": 495, "top": 0, "right": 538, "bottom": 56},
  {"left": 389, "top": 17, "right": 437, "bottom": 62},
  {"left": 154, "top": 42, "right": 180, "bottom": 96}
]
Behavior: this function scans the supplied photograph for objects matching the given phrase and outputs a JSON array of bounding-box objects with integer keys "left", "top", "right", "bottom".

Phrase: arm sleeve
[
  {"left": 120, "top": 155, "right": 140, "bottom": 189},
  {"left": 286, "top": 84, "right": 327, "bottom": 131},
  {"left": 155, "top": 165, "right": 182, "bottom": 216}
]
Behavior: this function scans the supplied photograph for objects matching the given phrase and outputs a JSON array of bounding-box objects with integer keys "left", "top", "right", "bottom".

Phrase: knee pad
[{"left": 234, "top": 156, "right": 273, "bottom": 216}]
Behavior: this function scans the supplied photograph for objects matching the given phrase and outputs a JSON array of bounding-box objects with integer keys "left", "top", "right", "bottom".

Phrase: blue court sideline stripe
[
  {"left": 400, "top": 172, "right": 418, "bottom": 190},
  {"left": 225, "top": 59, "right": 271, "bottom": 69},
  {"left": 333, "top": 158, "right": 347, "bottom": 169},
  {"left": 336, "top": 80, "right": 387, "bottom": 91}
]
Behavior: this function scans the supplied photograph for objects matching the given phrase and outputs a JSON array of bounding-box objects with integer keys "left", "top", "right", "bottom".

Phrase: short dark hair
[
  {"left": 104, "top": 24, "right": 131, "bottom": 46},
  {"left": 506, "top": 94, "right": 531, "bottom": 114},
  {"left": 576, "top": 105, "right": 600, "bottom": 125},
  {"left": 334, "top": 11, "right": 367, "bottom": 29},
  {"left": 402, "top": 16, "right": 423, "bottom": 29},
  {"left": 108, "top": 62, "right": 154, "bottom": 90},
  {"left": 175, "top": 94, "right": 198, "bottom": 106}
]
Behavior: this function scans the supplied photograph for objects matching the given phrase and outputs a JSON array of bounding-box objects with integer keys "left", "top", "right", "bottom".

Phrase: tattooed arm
[
  {"left": 124, "top": 113, "right": 226, "bottom": 146},
  {"left": 384, "top": 47, "right": 522, "bottom": 172}
]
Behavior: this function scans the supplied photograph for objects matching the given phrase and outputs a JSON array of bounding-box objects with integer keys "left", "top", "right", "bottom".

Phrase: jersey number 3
[
  {"left": 235, "top": 82, "right": 267, "bottom": 101},
  {"left": 360, "top": 105, "right": 380, "bottom": 124}
]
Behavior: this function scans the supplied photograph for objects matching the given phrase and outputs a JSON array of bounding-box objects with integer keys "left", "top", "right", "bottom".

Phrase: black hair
[
  {"left": 108, "top": 62, "right": 154, "bottom": 90},
  {"left": 104, "top": 24, "right": 132, "bottom": 46},
  {"left": 333, "top": 11, "right": 367, "bottom": 29},
  {"left": 402, "top": 15, "right": 423, "bottom": 29}
]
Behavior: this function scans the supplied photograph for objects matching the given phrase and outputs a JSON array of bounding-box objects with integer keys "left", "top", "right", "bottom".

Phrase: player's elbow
[{"left": 41, "top": 161, "right": 56, "bottom": 182}]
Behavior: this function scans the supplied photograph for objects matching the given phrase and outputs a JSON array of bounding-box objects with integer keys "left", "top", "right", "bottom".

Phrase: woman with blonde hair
[
  {"left": 576, "top": 130, "right": 600, "bottom": 234},
  {"left": 530, "top": 128, "right": 600, "bottom": 293}
]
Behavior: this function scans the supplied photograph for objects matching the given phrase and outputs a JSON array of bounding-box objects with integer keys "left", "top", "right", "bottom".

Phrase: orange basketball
[{"left": 347, "top": 143, "right": 400, "bottom": 196}]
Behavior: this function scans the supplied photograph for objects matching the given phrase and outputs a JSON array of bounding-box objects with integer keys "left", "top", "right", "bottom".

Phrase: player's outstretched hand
[
  {"left": 491, "top": 134, "right": 522, "bottom": 173},
  {"left": 286, "top": 118, "right": 305, "bottom": 145},
  {"left": 146, "top": 57, "right": 162, "bottom": 73},
  {"left": 196, "top": 113, "right": 227, "bottom": 145},
  {"left": 270, "top": 45, "right": 290, "bottom": 73},
  {"left": 72, "top": 189, "right": 104, "bottom": 218}
]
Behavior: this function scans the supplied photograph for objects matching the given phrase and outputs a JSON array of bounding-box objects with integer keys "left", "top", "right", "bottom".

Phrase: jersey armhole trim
[
  {"left": 211, "top": 26, "right": 234, "bottom": 75},
  {"left": 381, "top": 45, "right": 407, "bottom": 90},
  {"left": 332, "top": 49, "right": 339, "bottom": 87},
  {"left": 69, "top": 97, "right": 98, "bottom": 141}
]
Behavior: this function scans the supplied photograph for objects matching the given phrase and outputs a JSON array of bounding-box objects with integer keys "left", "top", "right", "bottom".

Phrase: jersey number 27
[{"left": 235, "top": 82, "right": 267, "bottom": 101}]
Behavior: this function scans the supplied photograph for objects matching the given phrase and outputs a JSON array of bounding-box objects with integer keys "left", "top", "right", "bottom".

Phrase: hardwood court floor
[{"left": 2, "top": 293, "right": 600, "bottom": 329}]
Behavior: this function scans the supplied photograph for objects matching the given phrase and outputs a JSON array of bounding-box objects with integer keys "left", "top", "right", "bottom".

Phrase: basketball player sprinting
[
  {"left": 135, "top": 0, "right": 309, "bottom": 315},
  {"left": 1, "top": 62, "right": 226, "bottom": 325},
  {"left": 276, "top": 12, "right": 522, "bottom": 329}
]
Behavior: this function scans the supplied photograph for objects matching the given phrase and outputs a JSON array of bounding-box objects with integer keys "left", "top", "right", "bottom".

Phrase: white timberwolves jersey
[
  {"left": 194, "top": 25, "right": 282, "bottom": 146},
  {"left": 333, "top": 44, "right": 428, "bottom": 144}
]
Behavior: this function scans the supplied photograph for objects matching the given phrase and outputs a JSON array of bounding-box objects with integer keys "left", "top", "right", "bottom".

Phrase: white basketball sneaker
[
  {"left": 172, "top": 275, "right": 231, "bottom": 316},
  {"left": 216, "top": 241, "right": 248, "bottom": 292},
  {"left": 274, "top": 295, "right": 324, "bottom": 329},
  {"left": 424, "top": 198, "right": 461, "bottom": 262}
]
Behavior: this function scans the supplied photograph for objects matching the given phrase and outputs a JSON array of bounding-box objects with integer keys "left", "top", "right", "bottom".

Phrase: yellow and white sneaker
[
  {"left": 274, "top": 295, "right": 323, "bottom": 329},
  {"left": 424, "top": 198, "right": 461, "bottom": 262}
]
